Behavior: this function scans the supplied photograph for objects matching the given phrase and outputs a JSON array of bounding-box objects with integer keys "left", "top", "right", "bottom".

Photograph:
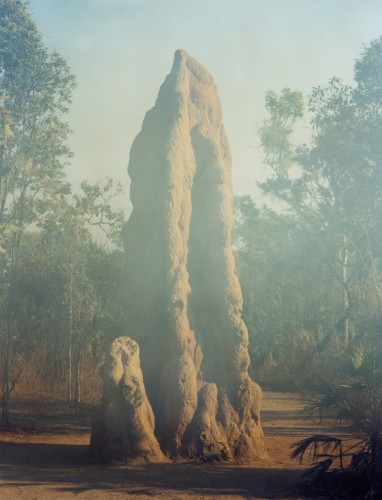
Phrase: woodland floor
[{"left": 0, "top": 391, "right": 338, "bottom": 499}]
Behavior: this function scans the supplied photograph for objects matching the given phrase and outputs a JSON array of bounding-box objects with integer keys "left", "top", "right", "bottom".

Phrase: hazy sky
[{"left": 30, "top": 0, "right": 382, "bottom": 208}]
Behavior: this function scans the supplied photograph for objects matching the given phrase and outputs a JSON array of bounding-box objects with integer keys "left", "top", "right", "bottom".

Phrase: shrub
[{"left": 291, "top": 345, "right": 382, "bottom": 499}]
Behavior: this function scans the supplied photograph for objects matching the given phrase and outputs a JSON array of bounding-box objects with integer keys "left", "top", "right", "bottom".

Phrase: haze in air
[
  {"left": 30, "top": 0, "right": 382, "bottom": 200},
  {"left": 1, "top": 1, "right": 382, "bottom": 498}
]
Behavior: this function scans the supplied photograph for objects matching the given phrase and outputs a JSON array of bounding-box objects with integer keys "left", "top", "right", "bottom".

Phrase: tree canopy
[
  {"left": 235, "top": 36, "right": 382, "bottom": 389},
  {"left": 0, "top": 0, "right": 126, "bottom": 423}
]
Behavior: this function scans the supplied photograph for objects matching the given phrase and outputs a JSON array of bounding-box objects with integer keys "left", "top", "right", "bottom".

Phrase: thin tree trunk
[
  {"left": 338, "top": 232, "right": 350, "bottom": 347},
  {"left": 67, "top": 339, "right": 72, "bottom": 402},
  {"left": 67, "top": 273, "right": 73, "bottom": 403},
  {"left": 2, "top": 232, "right": 21, "bottom": 425},
  {"left": 0, "top": 143, "right": 7, "bottom": 225},
  {"left": 67, "top": 228, "right": 78, "bottom": 404},
  {"left": 74, "top": 347, "right": 80, "bottom": 415},
  {"left": 366, "top": 229, "right": 382, "bottom": 319}
]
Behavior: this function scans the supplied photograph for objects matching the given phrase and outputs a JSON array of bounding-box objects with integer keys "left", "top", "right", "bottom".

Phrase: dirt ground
[{"left": 0, "top": 392, "right": 334, "bottom": 499}]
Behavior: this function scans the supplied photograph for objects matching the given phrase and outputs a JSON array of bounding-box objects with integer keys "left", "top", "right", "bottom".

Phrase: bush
[{"left": 291, "top": 344, "right": 382, "bottom": 499}]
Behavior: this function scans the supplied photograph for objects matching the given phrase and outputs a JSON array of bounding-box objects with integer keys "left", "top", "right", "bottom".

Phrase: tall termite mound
[{"left": 92, "top": 49, "right": 266, "bottom": 462}]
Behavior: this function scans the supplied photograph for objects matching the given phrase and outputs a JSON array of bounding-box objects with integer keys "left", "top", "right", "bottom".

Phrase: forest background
[{"left": 1, "top": 0, "right": 382, "bottom": 432}]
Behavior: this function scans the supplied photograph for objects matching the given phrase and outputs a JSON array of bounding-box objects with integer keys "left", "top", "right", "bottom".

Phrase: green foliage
[
  {"left": 10, "top": 174, "right": 127, "bottom": 397},
  {"left": 0, "top": 0, "right": 76, "bottom": 228},
  {"left": 245, "top": 36, "right": 382, "bottom": 497},
  {"left": 259, "top": 88, "right": 303, "bottom": 179},
  {"left": 256, "top": 37, "right": 382, "bottom": 352},
  {"left": 0, "top": 0, "right": 76, "bottom": 286},
  {"left": 234, "top": 195, "right": 339, "bottom": 388},
  {"left": 0, "top": 0, "right": 77, "bottom": 423},
  {"left": 0, "top": 1, "right": 127, "bottom": 418},
  {"left": 234, "top": 37, "right": 382, "bottom": 390}
]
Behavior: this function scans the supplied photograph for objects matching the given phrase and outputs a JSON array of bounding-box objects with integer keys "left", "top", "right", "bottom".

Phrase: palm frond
[
  {"left": 303, "top": 458, "right": 334, "bottom": 479},
  {"left": 291, "top": 434, "right": 342, "bottom": 465},
  {"left": 292, "top": 346, "right": 382, "bottom": 498}
]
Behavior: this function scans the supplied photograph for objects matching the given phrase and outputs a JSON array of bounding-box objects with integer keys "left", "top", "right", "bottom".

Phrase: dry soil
[{"left": 0, "top": 391, "right": 334, "bottom": 499}]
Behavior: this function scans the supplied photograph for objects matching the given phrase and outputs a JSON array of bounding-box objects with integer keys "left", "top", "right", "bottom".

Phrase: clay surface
[{"left": 116, "top": 49, "right": 265, "bottom": 461}]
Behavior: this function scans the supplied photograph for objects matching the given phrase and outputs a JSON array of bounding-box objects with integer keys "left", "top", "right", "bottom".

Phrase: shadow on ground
[
  {"left": 0, "top": 441, "right": 306, "bottom": 498},
  {"left": 262, "top": 410, "right": 336, "bottom": 437}
]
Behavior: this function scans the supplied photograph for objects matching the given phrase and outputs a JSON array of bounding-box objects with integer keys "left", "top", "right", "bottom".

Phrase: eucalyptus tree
[
  {"left": 0, "top": 0, "right": 75, "bottom": 424},
  {"left": 8, "top": 176, "right": 126, "bottom": 411},
  {"left": 234, "top": 196, "right": 338, "bottom": 386},
  {"left": 37, "top": 179, "right": 125, "bottom": 406},
  {"left": 258, "top": 38, "right": 382, "bottom": 348}
]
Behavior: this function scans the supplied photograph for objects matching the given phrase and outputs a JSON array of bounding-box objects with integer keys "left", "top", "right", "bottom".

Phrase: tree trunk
[
  {"left": 338, "top": 232, "right": 350, "bottom": 347},
  {"left": 74, "top": 347, "right": 80, "bottom": 415},
  {"left": 67, "top": 274, "right": 73, "bottom": 403},
  {"left": 67, "top": 229, "right": 78, "bottom": 404},
  {"left": 2, "top": 232, "right": 21, "bottom": 425}
]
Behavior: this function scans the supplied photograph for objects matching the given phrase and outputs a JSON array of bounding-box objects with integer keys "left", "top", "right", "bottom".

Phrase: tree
[
  {"left": 7, "top": 177, "right": 126, "bottom": 408},
  {"left": 234, "top": 196, "right": 339, "bottom": 388},
  {"left": 37, "top": 178, "right": 125, "bottom": 407},
  {"left": 258, "top": 88, "right": 303, "bottom": 179},
  {"left": 258, "top": 38, "right": 382, "bottom": 349},
  {"left": 0, "top": 0, "right": 75, "bottom": 424}
]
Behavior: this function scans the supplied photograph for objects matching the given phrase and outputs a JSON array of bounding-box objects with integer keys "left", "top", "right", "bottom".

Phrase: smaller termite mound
[{"left": 90, "top": 337, "right": 166, "bottom": 463}]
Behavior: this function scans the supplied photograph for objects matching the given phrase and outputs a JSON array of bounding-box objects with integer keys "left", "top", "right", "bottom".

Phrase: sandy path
[{"left": 0, "top": 392, "right": 330, "bottom": 499}]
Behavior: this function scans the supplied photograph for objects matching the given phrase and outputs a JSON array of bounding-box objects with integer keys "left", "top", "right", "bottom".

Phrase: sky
[{"left": 30, "top": 0, "right": 382, "bottom": 210}]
